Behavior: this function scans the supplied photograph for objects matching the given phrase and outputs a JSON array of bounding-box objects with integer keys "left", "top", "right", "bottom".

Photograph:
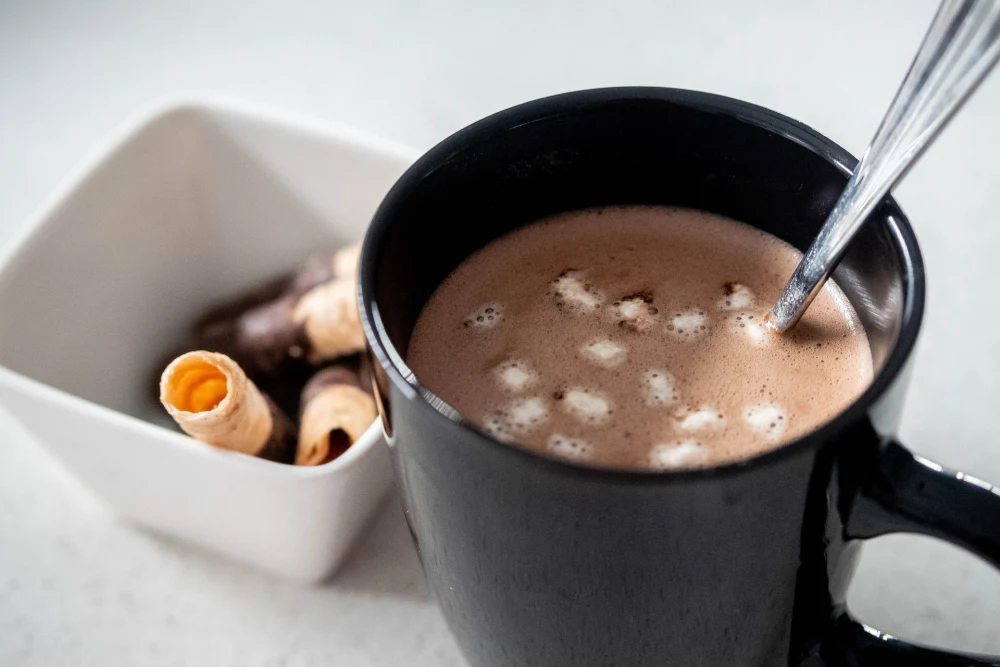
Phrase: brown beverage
[{"left": 406, "top": 206, "right": 873, "bottom": 471}]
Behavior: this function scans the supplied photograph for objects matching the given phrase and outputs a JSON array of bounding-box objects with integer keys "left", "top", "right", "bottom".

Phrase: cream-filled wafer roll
[
  {"left": 296, "top": 366, "right": 376, "bottom": 466},
  {"left": 292, "top": 278, "right": 366, "bottom": 363},
  {"left": 160, "top": 351, "right": 297, "bottom": 463},
  {"left": 193, "top": 275, "right": 365, "bottom": 378}
]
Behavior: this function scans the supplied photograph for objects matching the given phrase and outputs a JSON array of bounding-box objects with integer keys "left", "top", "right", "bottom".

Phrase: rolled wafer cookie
[
  {"left": 160, "top": 351, "right": 297, "bottom": 463},
  {"left": 292, "top": 278, "right": 366, "bottom": 363},
  {"left": 193, "top": 274, "right": 365, "bottom": 378},
  {"left": 151, "top": 274, "right": 294, "bottom": 404},
  {"left": 296, "top": 366, "right": 377, "bottom": 466}
]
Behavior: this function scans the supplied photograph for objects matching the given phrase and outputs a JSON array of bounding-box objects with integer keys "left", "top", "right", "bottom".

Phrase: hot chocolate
[{"left": 407, "top": 206, "right": 872, "bottom": 470}]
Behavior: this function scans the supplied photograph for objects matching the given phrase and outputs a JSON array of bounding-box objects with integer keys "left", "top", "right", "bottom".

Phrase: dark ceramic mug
[{"left": 359, "top": 88, "right": 1000, "bottom": 667}]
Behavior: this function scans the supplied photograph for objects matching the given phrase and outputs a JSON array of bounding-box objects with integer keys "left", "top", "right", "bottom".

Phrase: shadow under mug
[{"left": 359, "top": 88, "right": 1000, "bottom": 667}]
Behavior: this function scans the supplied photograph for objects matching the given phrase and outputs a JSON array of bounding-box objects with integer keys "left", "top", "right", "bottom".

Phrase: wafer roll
[
  {"left": 152, "top": 275, "right": 293, "bottom": 403},
  {"left": 193, "top": 243, "right": 358, "bottom": 332},
  {"left": 193, "top": 276, "right": 365, "bottom": 378},
  {"left": 296, "top": 366, "right": 376, "bottom": 466},
  {"left": 291, "top": 278, "right": 366, "bottom": 363},
  {"left": 160, "top": 351, "right": 297, "bottom": 463},
  {"left": 257, "top": 353, "right": 368, "bottom": 421}
]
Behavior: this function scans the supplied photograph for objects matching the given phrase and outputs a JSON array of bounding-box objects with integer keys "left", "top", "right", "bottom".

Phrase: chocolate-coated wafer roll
[
  {"left": 193, "top": 243, "right": 358, "bottom": 331},
  {"left": 292, "top": 278, "right": 366, "bottom": 363},
  {"left": 160, "top": 351, "right": 297, "bottom": 463},
  {"left": 289, "top": 243, "right": 361, "bottom": 295},
  {"left": 195, "top": 294, "right": 302, "bottom": 377},
  {"left": 296, "top": 365, "right": 377, "bottom": 466},
  {"left": 193, "top": 276, "right": 365, "bottom": 378}
]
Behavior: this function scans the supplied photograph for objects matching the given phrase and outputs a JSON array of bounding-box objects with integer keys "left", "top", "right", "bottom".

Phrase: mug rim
[{"left": 360, "top": 86, "right": 926, "bottom": 481}]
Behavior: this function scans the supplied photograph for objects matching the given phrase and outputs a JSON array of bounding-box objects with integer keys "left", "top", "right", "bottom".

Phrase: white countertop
[{"left": 1, "top": 1, "right": 998, "bottom": 664}]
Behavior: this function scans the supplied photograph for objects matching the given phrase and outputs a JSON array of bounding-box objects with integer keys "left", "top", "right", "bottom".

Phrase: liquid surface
[{"left": 407, "top": 206, "right": 873, "bottom": 471}]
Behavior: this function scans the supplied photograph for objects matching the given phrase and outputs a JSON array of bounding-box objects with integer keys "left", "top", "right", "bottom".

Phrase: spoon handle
[{"left": 769, "top": 0, "right": 1000, "bottom": 333}]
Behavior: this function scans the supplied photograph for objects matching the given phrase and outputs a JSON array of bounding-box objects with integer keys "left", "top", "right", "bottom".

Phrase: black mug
[{"left": 359, "top": 88, "right": 1000, "bottom": 667}]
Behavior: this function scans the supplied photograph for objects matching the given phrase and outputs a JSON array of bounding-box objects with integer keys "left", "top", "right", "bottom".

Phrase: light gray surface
[{"left": 0, "top": 1, "right": 998, "bottom": 664}]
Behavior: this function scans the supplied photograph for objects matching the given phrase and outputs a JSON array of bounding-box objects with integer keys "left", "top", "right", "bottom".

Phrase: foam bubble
[
  {"left": 649, "top": 439, "right": 710, "bottom": 469},
  {"left": 481, "top": 396, "right": 549, "bottom": 442},
  {"left": 559, "top": 387, "right": 612, "bottom": 424},
  {"left": 744, "top": 403, "right": 788, "bottom": 442},
  {"left": 494, "top": 359, "right": 537, "bottom": 392},
  {"left": 718, "top": 283, "right": 755, "bottom": 310},
  {"left": 581, "top": 338, "right": 627, "bottom": 367},
  {"left": 550, "top": 270, "right": 603, "bottom": 313},
  {"left": 547, "top": 433, "right": 591, "bottom": 461},
  {"left": 667, "top": 309, "right": 708, "bottom": 340},
  {"left": 726, "top": 312, "right": 771, "bottom": 347},
  {"left": 506, "top": 396, "right": 549, "bottom": 434},
  {"left": 675, "top": 406, "right": 727, "bottom": 432},
  {"left": 481, "top": 413, "right": 513, "bottom": 442},
  {"left": 463, "top": 302, "right": 504, "bottom": 329},
  {"left": 643, "top": 369, "right": 679, "bottom": 406},
  {"left": 610, "top": 294, "right": 658, "bottom": 331}
]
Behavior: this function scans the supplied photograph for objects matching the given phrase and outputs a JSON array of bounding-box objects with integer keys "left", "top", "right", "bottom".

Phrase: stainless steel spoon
[{"left": 768, "top": 0, "right": 1000, "bottom": 333}]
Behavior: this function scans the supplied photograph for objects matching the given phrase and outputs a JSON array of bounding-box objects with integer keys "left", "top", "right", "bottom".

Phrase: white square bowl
[{"left": 0, "top": 97, "right": 418, "bottom": 583}]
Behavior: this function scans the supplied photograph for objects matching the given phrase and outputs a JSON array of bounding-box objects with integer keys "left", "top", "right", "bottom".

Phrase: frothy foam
[
  {"left": 610, "top": 295, "right": 658, "bottom": 331},
  {"left": 464, "top": 302, "right": 504, "bottom": 329},
  {"left": 550, "top": 270, "right": 603, "bottom": 313},
  {"left": 743, "top": 403, "right": 788, "bottom": 441},
  {"left": 649, "top": 439, "right": 709, "bottom": 469},
  {"left": 667, "top": 309, "right": 708, "bottom": 340},
  {"left": 547, "top": 433, "right": 591, "bottom": 461},
  {"left": 482, "top": 395, "right": 549, "bottom": 441},
  {"left": 495, "top": 359, "right": 537, "bottom": 392},
  {"left": 727, "top": 312, "right": 770, "bottom": 346},
  {"left": 718, "top": 283, "right": 755, "bottom": 310},
  {"left": 643, "top": 370, "right": 679, "bottom": 406},
  {"left": 507, "top": 396, "right": 549, "bottom": 433},
  {"left": 482, "top": 413, "right": 513, "bottom": 442},
  {"left": 675, "top": 406, "right": 727, "bottom": 432},
  {"left": 559, "top": 388, "right": 612, "bottom": 424},
  {"left": 408, "top": 205, "right": 874, "bottom": 471},
  {"left": 581, "top": 338, "right": 627, "bottom": 367}
]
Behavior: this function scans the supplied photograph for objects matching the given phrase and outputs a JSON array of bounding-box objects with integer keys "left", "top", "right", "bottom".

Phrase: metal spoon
[{"left": 768, "top": 0, "right": 1000, "bottom": 333}]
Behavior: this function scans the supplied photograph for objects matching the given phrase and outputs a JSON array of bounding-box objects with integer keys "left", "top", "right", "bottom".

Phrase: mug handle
[{"left": 818, "top": 439, "right": 1000, "bottom": 666}]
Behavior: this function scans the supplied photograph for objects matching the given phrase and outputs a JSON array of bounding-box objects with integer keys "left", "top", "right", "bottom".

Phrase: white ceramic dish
[{"left": 0, "top": 97, "right": 418, "bottom": 583}]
